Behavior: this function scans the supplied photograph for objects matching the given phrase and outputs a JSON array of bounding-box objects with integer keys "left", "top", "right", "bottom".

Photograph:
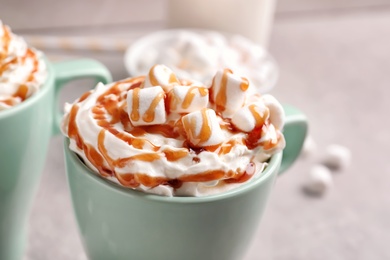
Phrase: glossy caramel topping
[
  {"left": 248, "top": 104, "right": 269, "bottom": 128},
  {"left": 118, "top": 173, "right": 167, "bottom": 188},
  {"left": 214, "top": 68, "right": 232, "bottom": 112},
  {"left": 199, "top": 108, "right": 212, "bottom": 143},
  {"left": 130, "top": 87, "right": 140, "bottom": 121},
  {"left": 0, "top": 57, "right": 16, "bottom": 76},
  {"left": 224, "top": 162, "right": 255, "bottom": 184},
  {"left": 13, "top": 85, "right": 28, "bottom": 100},
  {"left": 68, "top": 105, "right": 82, "bottom": 149},
  {"left": 163, "top": 148, "right": 189, "bottom": 161},
  {"left": 0, "top": 25, "right": 11, "bottom": 61},
  {"left": 1, "top": 43, "right": 40, "bottom": 102},
  {"left": 240, "top": 77, "right": 249, "bottom": 91}
]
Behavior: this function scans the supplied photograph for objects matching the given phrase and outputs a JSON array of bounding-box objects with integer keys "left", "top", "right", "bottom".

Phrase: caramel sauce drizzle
[
  {"left": 240, "top": 77, "right": 249, "bottom": 91},
  {"left": 12, "top": 49, "right": 39, "bottom": 101},
  {"left": 214, "top": 68, "right": 232, "bottom": 112},
  {"left": 248, "top": 104, "right": 269, "bottom": 128},
  {"left": 0, "top": 58, "right": 17, "bottom": 76},
  {"left": 162, "top": 148, "right": 189, "bottom": 161},
  {"left": 224, "top": 162, "right": 256, "bottom": 184},
  {"left": 0, "top": 98, "right": 14, "bottom": 106},
  {"left": 258, "top": 126, "right": 282, "bottom": 151},
  {"left": 1, "top": 31, "right": 41, "bottom": 106},
  {"left": 130, "top": 87, "right": 140, "bottom": 121},
  {"left": 0, "top": 26, "right": 11, "bottom": 61},
  {"left": 218, "top": 139, "right": 243, "bottom": 155},
  {"left": 78, "top": 91, "right": 92, "bottom": 102},
  {"left": 198, "top": 108, "right": 212, "bottom": 143}
]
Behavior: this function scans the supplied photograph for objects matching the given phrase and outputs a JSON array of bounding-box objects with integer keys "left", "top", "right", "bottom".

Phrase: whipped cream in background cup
[
  {"left": 62, "top": 65, "right": 307, "bottom": 259},
  {"left": 0, "top": 21, "right": 112, "bottom": 260},
  {"left": 125, "top": 29, "right": 279, "bottom": 93}
]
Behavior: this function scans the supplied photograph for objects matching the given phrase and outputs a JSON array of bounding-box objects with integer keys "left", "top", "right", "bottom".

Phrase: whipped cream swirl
[
  {"left": 0, "top": 21, "right": 47, "bottom": 110},
  {"left": 62, "top": 65, "right": 285, "bottom": 196}
]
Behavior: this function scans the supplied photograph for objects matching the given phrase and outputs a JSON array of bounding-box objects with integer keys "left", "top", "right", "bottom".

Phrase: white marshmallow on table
[
  {"left": 126, "top": 86, "right": 166, "bottom": 126},
  {"left": 182, "top": 108, "right": 224, "bottom": 147},
  {"left": 142, "top": 64, "right": 179, "bottom": 92},
  {"left": 231, "top": 102, "right": 269, "bottom": 132},
  {"left": 300, "top": 135, "right": 317, "bottom": 158},
  {"left": 260, "top": 94, "right": 285, "bottom": 130},
  {"left": 168, "top": 85, "right": 209, "bottom": 113},
  {"left": 210, "top": 69, "right": 249, "bottom": 118},
  {"left": 323, "top": 144, "right": 351, "bottom": 170},
  {"left": 303, "top": 165, "right": 333, "bottom": 196}
]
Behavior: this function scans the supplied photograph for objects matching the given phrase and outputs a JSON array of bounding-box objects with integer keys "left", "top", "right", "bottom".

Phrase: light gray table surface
[{"left": 19, "top": 7, "right": 390, "bottom": 260}]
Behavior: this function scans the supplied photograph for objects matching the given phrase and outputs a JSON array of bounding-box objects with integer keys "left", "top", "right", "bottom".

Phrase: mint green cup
[
  {"left": 0, "top": 58, "right": 111, "bottom": 260},
  {"left": 64, "top": 105, "right": 307, "bottom": 260}
]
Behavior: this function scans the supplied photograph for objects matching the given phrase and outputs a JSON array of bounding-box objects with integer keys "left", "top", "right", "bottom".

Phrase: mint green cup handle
[
  {"left": 279, "top": 105, "right": 308, "bottom": 174},
  {"left": 52, "top": 59, "right": 112, "bottom": 135}
]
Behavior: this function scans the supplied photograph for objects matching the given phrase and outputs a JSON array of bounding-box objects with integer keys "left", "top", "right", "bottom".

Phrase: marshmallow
[
  {"left": 300, "top": 135, "right": 317, "bottom": 158},
  {"left": 127, "top": 86, "right": 166, "bottom": 126},
  {"left": 210, "top": 69, "right": 249, "bottom": 118},
  {"left": 322, "top": 144, "right": 351, "bottom": 170},
  {"left": 261, "top": 94, "right": 285, "bottom": 130},
  {"left": 182, "top": 108, "right": 224, "bottom": 147},
  {"left": 303, "top": 165, "right": 333, "bottom": 196},
  {"left": 142, "top": 64, "right": 179, "bottom": 92},
  {"left": 168, "top": 85, "right": 209, "bottom": 113},
  {"left": 231, "top": 103, "right": 269, "bottom": 132}
]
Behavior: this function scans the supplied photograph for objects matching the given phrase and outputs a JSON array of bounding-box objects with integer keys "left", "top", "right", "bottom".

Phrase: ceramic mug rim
[
  {"left": 0, "top": 57, "right": 54, "bottom": 120},
  {"left": 65, "top": 138, "right": 282, "bottom": 204}
]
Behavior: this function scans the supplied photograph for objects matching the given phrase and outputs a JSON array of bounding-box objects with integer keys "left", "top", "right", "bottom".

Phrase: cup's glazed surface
[
  {"left": 64, "top": 105, "right": 307, "bottom": 260},
  {"left": 0, "top": 58, "right": 111, "bottom": 260}
]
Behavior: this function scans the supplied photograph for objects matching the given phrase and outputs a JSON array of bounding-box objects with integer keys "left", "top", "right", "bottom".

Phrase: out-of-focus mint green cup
[
  {"left": 0, "top": 58, "right": 112, "bottom": 260},
  {"left": 64, "top": 105, "right": 307, "bottom": 260}
]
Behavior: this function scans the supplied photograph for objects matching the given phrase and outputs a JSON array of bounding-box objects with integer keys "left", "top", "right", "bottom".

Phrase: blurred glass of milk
[{"left": 167, "top": 0, "right": 277, "bottom": 48}]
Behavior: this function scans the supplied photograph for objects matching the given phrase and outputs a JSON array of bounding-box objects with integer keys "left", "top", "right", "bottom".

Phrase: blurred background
[{"left": 1, "top": 0, "right": 390, "bottom": 259}]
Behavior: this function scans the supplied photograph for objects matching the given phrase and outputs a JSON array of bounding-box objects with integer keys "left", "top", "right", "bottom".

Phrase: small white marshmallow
[
  {"left": 303, "top": 165, "right": 333, "bottom": 196},
  {"left": 323, "top": 144, "right": 351, "bottom": 170},
  {"left": 142, "top": 64, "right": 179, "bottom": 92},
  {"left": 182, "top": 108, "right": 224, "bottom": 147},
  {"left": 210, "top": 69, "right": 249, "bottom": 118},
  {"left": 300, "top": 135, "right": 317, "bottom": 158},
  {"left": 231, "top": 103, "right": 269, "bottom": 132},
  {"left": 168, "top": 85, "right": 209, "bottom": 113},
  {"left": 261, "top": 94, "right": 285, "bottom": 130},
  {"left": 127, "top": 86, "right": 166, "bottom": 126}
]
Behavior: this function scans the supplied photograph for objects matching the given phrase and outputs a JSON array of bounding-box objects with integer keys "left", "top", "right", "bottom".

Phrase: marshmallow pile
[
  {"left": 126, "top": 64, "right": 285, "bottom": 149},
  {"left": 134, "top": 30, "right": 278, "bottom": 94},
  {"left": 0, "top": 20, "right": 47, "bottom": 110},
  {"left": 62, "top": 64, "right": 285, "bottom": 196},
  {"left": 301, "top": 137, "right": 352, "bottom": 197}
]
